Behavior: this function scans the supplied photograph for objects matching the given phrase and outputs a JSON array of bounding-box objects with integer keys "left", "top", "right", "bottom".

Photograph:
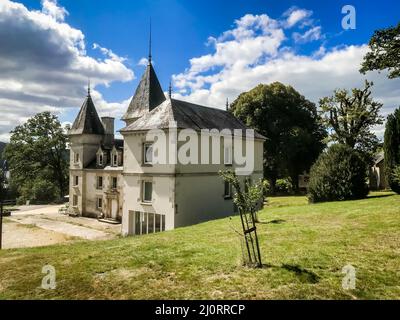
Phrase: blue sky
[{"left": 0, "top": 0, "right": 399, "bottom": 140}]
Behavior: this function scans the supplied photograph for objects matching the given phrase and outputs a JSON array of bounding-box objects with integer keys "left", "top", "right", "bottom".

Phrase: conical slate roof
[
  {"left": 122, "top": 62, "right": 166, "bottom": 121},
  {"left": 69, "top": 93, "right": 105, "bottom": 135}
]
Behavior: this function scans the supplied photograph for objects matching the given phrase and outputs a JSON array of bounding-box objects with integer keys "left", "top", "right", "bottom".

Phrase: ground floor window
[
  {"left": 142, "top": 181, "right": 153, "bottom": 202},
  {"left": 134, "top": 211, "right": 165, "bottom": 235},
  {"left": 72, "top": 195, "right": 78, "bottom": 207},
  {"left": 97, "top": 197, "right": 103, "bottom": 210},
  {"left": 224, "top": 181, "right": 232, "bottom": 198}
]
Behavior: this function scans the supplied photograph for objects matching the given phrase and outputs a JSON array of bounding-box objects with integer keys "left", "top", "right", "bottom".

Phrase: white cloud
[
  {"left": 284, "top": 8, "right": 313, "bottom": 28},
  {"left": 0, "top": 0, "right": 134, "bottom": 141},
  {"left": 173, "top": 12, "right": 400, "bottom": 140},
  {"left": 138, "top": 57, "right": 149, "bottom": 66},
  {"left": 41, "top": 0, "right": 68, "bottom": 21},
  {"left": 293, "top": 26, "right": 323, "bottom": 43}
]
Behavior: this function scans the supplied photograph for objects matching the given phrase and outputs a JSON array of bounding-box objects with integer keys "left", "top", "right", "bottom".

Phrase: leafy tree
[
  {"left": 4, "top": 112, "right": 69, "bottom": 200},
  {"left": 360, "top": 22, "right": 400, "bottom": 79},
  {"left": 230, "top": 82, "right": 326, "bottom": 193},
  {"left": 391, "top": 166, "right": 400, "bottom": 188},
  {"left": 319, "top": 81, "right": 384, "bottom": 162},
  {"left": 0, "top": 168, "right": 5, "bottom": 202},
  {"left": 384, "top": 108, "right": 400, "bottom": 194},
  {"left": 308, "top": 144, "right": 369, "bottom": 203},
  {"left": 219, "top": 170, "right": 264, "bottom": 222}
]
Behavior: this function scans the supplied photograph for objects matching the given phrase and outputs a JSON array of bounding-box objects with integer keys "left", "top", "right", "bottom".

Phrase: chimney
[{"left": 101, "top": 117, "right": 115, "bottom": 147}]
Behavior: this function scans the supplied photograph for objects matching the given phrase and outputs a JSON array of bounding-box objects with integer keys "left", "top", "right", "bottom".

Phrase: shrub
[
  {"left": 275, "top": 178, "right": 292, "bottom": 194},
  {"left": 262, "top": 180, "right": 270, "bottom": 195},
  {"left": 308, "top": 144, "right": 369, "bottom": 203}
]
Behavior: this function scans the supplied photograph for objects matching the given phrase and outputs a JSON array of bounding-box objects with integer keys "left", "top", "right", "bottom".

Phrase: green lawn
[{"left": 0, "top": 192, "right": 399, "bottom": 299}]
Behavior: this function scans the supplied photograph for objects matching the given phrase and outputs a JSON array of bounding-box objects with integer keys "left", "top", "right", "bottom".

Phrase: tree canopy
[
  {"left": 384, "top": 108, "right": 400, "bottom": 194},
  {"left": 360, "top": 22, "right": 400, "bottom": 79},
  {"left": 319, "top": 81, "right": 383, "bottom": 161},
  {"left": 230, "top": 82, "right": 326, "bottom": 192},
  {"left": 4, "top": 112, "right": 69, "bottom": 200},
  {"left": 308, "top": 144, "right": 369, "bottom": 203}
]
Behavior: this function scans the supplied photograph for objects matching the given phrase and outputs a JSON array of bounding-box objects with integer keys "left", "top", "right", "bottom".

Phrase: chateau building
[{"left": 68, "top": 53, "right": 265, "bottom": 236}]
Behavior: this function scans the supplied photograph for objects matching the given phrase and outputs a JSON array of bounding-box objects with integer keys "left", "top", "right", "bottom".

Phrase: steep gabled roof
[
  {"left": 69, "top": 93, "right": 105, "bottom": 135},
  {"left": 120, "top": 98, "right": 265, "bottom": 139},
  {"left": 122, "top": 62, "right": 166, "bottom": 121}
]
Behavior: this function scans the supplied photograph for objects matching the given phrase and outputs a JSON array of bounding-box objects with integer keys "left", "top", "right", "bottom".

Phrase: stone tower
[{"left": 68, "top": 88, "right": 105, "bottom": 214}]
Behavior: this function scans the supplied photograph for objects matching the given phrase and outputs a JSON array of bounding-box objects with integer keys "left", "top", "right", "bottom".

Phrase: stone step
[{"left": 98, "top": 218, "right": 121, "bottom": 225}]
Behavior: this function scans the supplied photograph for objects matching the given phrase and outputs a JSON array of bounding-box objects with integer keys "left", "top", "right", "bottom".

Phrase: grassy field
[{"left": 0, "top": 192, "right": 399, "bottom": 299}]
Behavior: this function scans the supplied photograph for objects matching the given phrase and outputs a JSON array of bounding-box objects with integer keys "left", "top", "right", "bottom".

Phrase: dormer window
[
  {"left": 113, "top": 154, "right": 118, "bottom": 166},
  {"left": 98, "top": 153, "right": 104, "bottom": 166}
]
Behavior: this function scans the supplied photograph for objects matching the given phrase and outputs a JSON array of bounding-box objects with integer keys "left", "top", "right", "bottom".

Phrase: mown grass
[{"left": 0, "top": 192, "right": 399, "bottom": 300}]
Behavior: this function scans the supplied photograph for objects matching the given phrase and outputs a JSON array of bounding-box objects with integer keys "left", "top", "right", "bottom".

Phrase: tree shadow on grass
[
  {"left": 260, "top": 263, "right": 320, "bottom": 284},
  {"left": 367, "top": 193, "right": 395, "bottom": 199},
  {"left": 257, "top": 219, "right": 286, "bottom": 225}
]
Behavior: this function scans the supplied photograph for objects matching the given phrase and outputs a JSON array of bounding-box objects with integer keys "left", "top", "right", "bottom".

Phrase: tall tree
[
  {"left": 4, "top": 112, "right": 69, "bottom": 199},
  {"left": 384, "top": 108, "right": 400, "bottom": 194},
  {"left": 319, "top": 81, "right": 384, "bottom": 161},
  {"left": 360, "top": 22, "right": 400, "bottom": 79},
  {"left": 230, "top": 82, "right": 326, "bottom": 192},
  {"left": 0, "top": 168, "right": 5, "bottom": 202}
]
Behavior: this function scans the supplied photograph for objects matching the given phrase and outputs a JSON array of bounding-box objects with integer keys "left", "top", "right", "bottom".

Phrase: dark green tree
[
  {"left": 308, "top": 144, "right": 369, "bottom": 203},
  {"left": 319, "top": 81, "right": 384, "bottom": 162},
  {"left": 360, "top": 22, "right": 400, "bottom": 79},
  {"left": 0, "top": 168, "right": 5, "bottom": 202},
  {"left": 230, "top": 82, "right": 326, "bottom": 192},
  {"left": 384, "top": 108, "right": 400, "bottom": 194},
  {"left": 4, "top": 112, "right": 69, "bottom": 200}
]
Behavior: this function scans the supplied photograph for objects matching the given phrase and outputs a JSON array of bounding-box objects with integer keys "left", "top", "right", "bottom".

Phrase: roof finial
[
  {"left": 148, "top": 17, "right": 152, "bottom": 65},
  {"left": 87, "top": 79, "right": 91, "bottom": 96},
  {"left": 226, "top": 98, "right": 229, "bottom": 111},
  {"left": 168, "top": 80, "right": 172, "bottom": 99}
]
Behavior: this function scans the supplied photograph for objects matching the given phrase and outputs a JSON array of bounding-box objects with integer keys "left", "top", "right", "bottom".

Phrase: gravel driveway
[{"left": 1, "top": 204, "right": 121, "bottom": 249}]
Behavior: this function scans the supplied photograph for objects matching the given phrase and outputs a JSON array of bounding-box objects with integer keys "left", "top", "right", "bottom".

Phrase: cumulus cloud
[
  {"left": 0, "top": 0, "right": 134, "bottom": 141},
  {"left": 172, "top": 11, "right": 400, "bottom": 139},
  {"left": 283, "top": 7, "right": 313, "bottom": 28},
  {"left": 138, "top": 57, "right": 149, "bottom": 66},
  {"left": 293, "top": 26, "right": 323, "bottom": 43},
  {"left": 41, "top": 0, "right": 68, "bottom": 21}
]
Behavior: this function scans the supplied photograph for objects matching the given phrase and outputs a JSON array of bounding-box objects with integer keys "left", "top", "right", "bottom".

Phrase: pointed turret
[
  {"left": 122, "top": 61, "right": 166, "bottom": 125},
  {"left": 69, "top": 89, "right": 105, "bottom": 136},
  {"left": 122, "top": 21, "right": 166, "bottom": 125}
]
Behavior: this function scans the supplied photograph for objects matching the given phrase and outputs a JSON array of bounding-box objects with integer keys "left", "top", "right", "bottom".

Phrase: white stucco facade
[{"left": 68, "top": 60, "right": 265, "bottom": 237}]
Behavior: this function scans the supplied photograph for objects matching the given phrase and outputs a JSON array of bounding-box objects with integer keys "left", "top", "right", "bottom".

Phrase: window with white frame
[
  {"left": 224, "top": 181, "right": 232, "bottom": 198},
  {"left": 142, "top": 181, "right": 153, "bottom": 203},
  {"left": 97, "top": 176, "right": 103, "bottom": 190},
  {"left": 97, "top": 197, "right": 103, "bottom": 209},
  {"left": 112, "top": 177, "right": 118, "bottom": 189},
  {"left": 224, "top": 145, "right": 233, "bottom": 165},
  {"left": 134, "top": 211, "right": 165, "bottom": 235},
  {"left": 74, "top": 152, "right": 79, "bottom": 164},
  {"left": 72, "top": 195, "right": 78, "bottom": 207},
  {"left": 98, "top": 153, "right": 104, "bottom": 166},
  {"left": 143, "top": 143, "right": 153, "bottom": 165},
  {"left": 112, "top": 153, "right": 118, "bottom": 167}
]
